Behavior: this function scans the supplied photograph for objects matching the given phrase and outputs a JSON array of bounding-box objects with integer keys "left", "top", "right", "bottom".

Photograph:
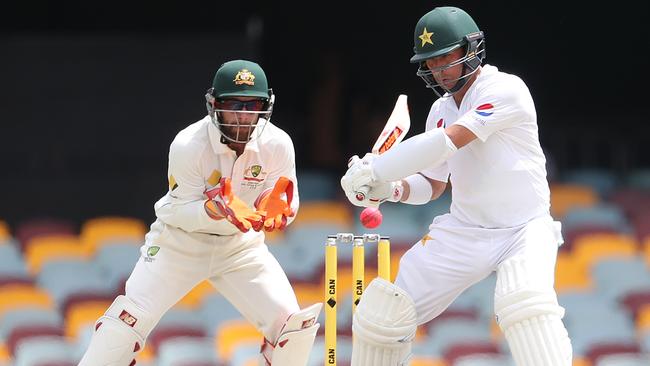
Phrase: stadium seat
[
  {"left": 644, "top": 237, "right": 650, "bottom": 268},
  {"left": 0, "top": 220, "right": 9, "bottom": 242},
  {"left": 291, "top": 201, "right": 353, "bottom": 229},
  {"left": 93, "top": 241, "right": 141, "bottom": 290},
  {"left": 596, "top": 352, "right": 650, "bottom": 366},
  {"left": 0, "top": 343, "right": 9, "bottom": 366},
  {"left": 214, "top": 319, "right": 261, "bottom": 361},
  {"left": 609, "top": 188, "right": 650, "bottom": 221},
  {"left": 0, "top": 243, "right": 29, "bottom": 278},
  {"left": 565, "top": 304, "right": 636, "bottom": 356},
  {"left": 636, "top": 304, "right": 650, "bottom": 333},
  {"left": 307, "top": 335, "right": 352, "bottom": 366},
  {"left": 555, "top": 251, "right": 593, "bottom": 294},
  {"left": 409, "top": 357, "right": 447, "bottom": 366},
  {"left": 175, "top": 280, "right": 216, "bottom": 310},
  {"left": 550, "top": 183, "right": 600, "bottom": 219},
  {"left": 230, "top": 342, "right": 262, "bottom": 366},
  {"left": 7, "top": 325, "right": 64, "bottom": 355},
  {"left": 562, "top": 204, "right": 630, "bottom": 235},
  {"left": 0, "top": 308, "right": 62, "bottom": 343},
  {"left": 592, "top": 257, "right": 650, "bottom": 302},
  {"left": 64, "top": 299, "right": 111, "bottom": 339},
  {"left": 149, "top": 325, "right": 206, "bottom": 354},
  {"left": 562, "top": 168, "right": 619, "bottom": 199},
  {"left": 12, "top": 336, "right": 79, "bottom": 366},
  {"left": 199, "top": 294, "right": 243, "bottom": 337},
  {"left": 156, "top": 337, "right": 221, "bottom": 366},
  {"left": 79, "top": 216, "right": 146, "bottom": 253},
  {"left": 572, "top": 233, "right": 638, "bottom": 283},
  {"left": 14, "top": 218, "right": 77, "bottom": 253},
  {"left": 450, "top": 273, "right": 497, "bottom": 322},
  {"left": 417, "top": 318, "right": 492, "bottom": 356},
  {"left": 453, "top": 353, "right": 515, "bottom": 366},
  {"left": 25, "top": 235, "right": 91, "bottom": 275},
  {"left": 158, "top": 307, "right": 209, "bottom": 331},
  {"left": 37, "top": 260, "right": 115, "bottom": 306},
  {"left": 0, "top": 285, "right": 54, "bottom": 319},
  {"left": 442, "top": 341, "right": 501, "bottom": 365},
  {"left": 562, "top": 224, "right": 622, "bottom": 252},
  {"left": 585, "top": 342, "right": 641, "bottom": 365},
  {"left": 291, "top": 280, "right": 322, "bottom": 308},
  {"left": 632, "top": 213, "right": 650, "bottom": 243}
]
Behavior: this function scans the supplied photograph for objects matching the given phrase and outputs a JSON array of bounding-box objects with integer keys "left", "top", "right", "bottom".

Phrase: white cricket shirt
[
  {"left": 153, "top": 116, "right": 299, "bottom": 235},
  {"left": 421, "top": 65, "right": 550, "bottom": 228}
]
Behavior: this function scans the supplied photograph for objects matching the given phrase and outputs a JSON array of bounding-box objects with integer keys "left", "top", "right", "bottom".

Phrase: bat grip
[{"left": 354, "top": 185, "right": 370, "bottom": 201}]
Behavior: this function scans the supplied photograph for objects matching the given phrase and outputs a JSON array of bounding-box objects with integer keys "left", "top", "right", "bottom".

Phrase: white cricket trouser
[
  {"left": 395, "top": 213, "right": 562, "bottom": 325},
  {"left": 125, "top": 219, "right": 300, "bottom": 340}
]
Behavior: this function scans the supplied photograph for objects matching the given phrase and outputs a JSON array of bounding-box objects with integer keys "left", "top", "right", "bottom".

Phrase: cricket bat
[{"left": 353, "top": 94, "right": 411, "bottom": 202}]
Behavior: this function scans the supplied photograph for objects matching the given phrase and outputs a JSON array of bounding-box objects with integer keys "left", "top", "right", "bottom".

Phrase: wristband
[{"left": 403, "top": 174, "right": 433, "bottom": 205}]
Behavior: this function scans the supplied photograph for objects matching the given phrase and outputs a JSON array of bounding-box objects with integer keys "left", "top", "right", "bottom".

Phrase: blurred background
[{"left": 1, "top": 1, "right": 649, "bottom": 365}]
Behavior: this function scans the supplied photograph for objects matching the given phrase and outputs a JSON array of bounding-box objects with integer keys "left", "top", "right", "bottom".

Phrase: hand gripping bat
[{"left": 353, "top": 94, "right": 411, "bottom": 202}]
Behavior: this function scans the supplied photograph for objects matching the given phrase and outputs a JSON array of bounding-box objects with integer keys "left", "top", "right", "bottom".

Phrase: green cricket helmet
[
  {"left": 205, "top": 59, "right": 275, "bottom": 143},
  {"left": 411, "top": 7, "right": 486, "bottom": 97}
]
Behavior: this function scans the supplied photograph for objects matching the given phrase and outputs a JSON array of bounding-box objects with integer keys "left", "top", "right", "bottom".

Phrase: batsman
[
  {"left": 79, "top": 59, "right": 321, "bottom": 366},
  {"left": 341, "top": 6, "right": 572, "bottom": 366}
]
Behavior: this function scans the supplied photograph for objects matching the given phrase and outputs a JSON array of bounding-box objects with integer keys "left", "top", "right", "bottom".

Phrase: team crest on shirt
[{"left": 242, "top": 164, "right": 267, "bottom": 188}]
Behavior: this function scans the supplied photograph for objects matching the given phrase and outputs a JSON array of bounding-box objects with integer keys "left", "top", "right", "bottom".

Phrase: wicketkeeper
[{"left": 79, "top": 59, "right": 321, "bottom": 366}]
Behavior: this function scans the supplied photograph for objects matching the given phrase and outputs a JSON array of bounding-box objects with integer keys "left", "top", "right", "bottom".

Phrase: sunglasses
[{"left": 215, "top": 99, "right": 266, "bottom": 111}]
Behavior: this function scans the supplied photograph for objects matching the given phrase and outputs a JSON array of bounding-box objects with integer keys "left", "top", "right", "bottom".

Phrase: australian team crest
[
  {"left": 243, "top": 164, "right": 267, "bottom": 186},
  {"left": 233, "top": 69, "right": 255, "bottom": 86}
]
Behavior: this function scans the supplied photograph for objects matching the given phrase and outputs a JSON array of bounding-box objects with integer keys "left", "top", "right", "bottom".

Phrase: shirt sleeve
[
  {"left": 154, "top": 138, "right": 239, "bottom": 235},
  {"left": 454, "top": 76, "right": 535, "bottom": 142},
  {"left": 421, "top": 163, "right": 450, "bottom": 182},
  {"left": 260, "top": 136, "right": 300, "bottom": 226}
]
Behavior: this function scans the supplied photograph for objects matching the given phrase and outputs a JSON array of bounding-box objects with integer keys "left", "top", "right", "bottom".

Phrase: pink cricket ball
[{"left": 360, "top": 207, "right": 383, "bottom": 229}]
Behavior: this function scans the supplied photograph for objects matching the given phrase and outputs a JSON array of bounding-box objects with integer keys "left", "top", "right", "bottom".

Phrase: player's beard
[{"left": 222, "top": 124, "right": 255, "bottom": 142}]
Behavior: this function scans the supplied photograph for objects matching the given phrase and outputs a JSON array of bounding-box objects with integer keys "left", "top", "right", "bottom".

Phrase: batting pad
[
  {"left": 351, "top": 278, "right": 417, "bottom": 366},
  {"left": 263, "top": 303, "right": 322, "bottom": 366},
  {"left": 78, "top": 295, "right": 155, "bottom": 366},
  {"left": 495, "top": 257, "right": 572, "bottom": 366}
]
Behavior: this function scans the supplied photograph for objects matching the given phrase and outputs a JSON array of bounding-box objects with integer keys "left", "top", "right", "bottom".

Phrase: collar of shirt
[{"left": 207, "top": 117, "right": 265, "bottom": 155}]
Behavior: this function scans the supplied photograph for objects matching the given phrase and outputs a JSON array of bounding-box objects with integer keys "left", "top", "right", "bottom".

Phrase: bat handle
[{"left": 355, "top": 185, "right": 370, "bottom": 201}]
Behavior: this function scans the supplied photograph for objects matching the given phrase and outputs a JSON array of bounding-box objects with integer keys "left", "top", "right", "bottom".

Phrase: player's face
[
  {"left": 215, "top": 97, "right": 266, "bottom": 142},
  {"left": 425, "top": 48, "right": 466, "bottom": 90}
]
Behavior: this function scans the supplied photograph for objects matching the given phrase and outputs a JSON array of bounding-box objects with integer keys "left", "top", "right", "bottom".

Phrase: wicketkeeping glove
[
  {"left": 204, "top": 177, "right": 263, "bottom": 233},
  {"left": 255, "top": 177, "right": 295, "bottom": 232}
]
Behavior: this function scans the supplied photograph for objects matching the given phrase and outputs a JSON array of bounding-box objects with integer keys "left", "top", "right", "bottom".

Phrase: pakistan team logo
[
  {"left": 145, "top": 246, "right": 160, "bottom": 262},
  {"left": 251, "top": 165, "right": 262, "bottom": 177}
]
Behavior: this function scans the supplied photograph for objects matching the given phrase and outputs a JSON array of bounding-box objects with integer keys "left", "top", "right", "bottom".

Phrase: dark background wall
[{"left": 1, "top": 1, "right": 645, "bottom": 226}]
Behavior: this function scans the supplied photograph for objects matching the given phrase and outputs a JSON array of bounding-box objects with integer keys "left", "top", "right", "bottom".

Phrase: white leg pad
[
  {"left": 262, "top": 303, "right": 322, "bottom": 366},
  {"left": 78, "top": 295, "right": 157, "bottom": 366},
  {"left": 351, "top": 278, "right": 417, "bottom": 366},
  {"left": 495, "top": 257, "right": 572, "bottom": 366}
]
